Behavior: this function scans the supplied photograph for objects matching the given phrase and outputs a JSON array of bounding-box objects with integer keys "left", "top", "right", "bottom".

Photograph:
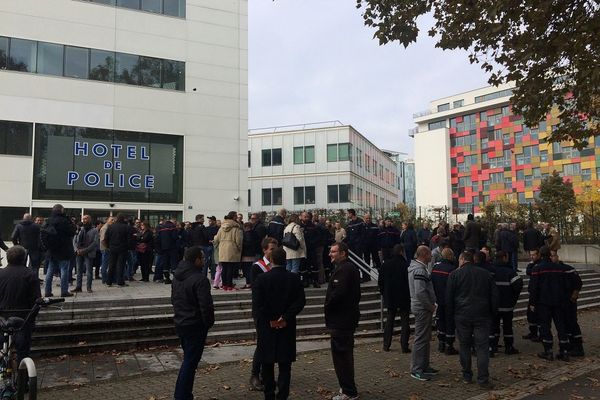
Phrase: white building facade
[
  {"left": 248, "top": 123, "right": 400, "bottom": 216},
  {"left": 0, "top": 0, "right": 248, "bottom": 231},
  {"left": 383, "top": 150, "right": 416, "bottom": 210}
]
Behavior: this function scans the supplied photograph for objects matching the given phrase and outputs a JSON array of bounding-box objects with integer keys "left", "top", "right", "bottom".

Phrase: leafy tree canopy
[
  {"left": 536, "top": 170, "right": 576, "bottom": 226},
  {"left": 356, "top": 0, "right": 600, "bottom": 148}
]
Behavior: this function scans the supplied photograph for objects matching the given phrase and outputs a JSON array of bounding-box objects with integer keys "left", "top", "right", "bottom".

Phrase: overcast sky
[{"left": 248, "top": 1, "right": 491, "bottom": 155}]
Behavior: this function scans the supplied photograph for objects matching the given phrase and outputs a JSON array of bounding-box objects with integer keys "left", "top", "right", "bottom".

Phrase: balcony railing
[{"left": 412, "top": 109, "right": 432, "bottom": 119}]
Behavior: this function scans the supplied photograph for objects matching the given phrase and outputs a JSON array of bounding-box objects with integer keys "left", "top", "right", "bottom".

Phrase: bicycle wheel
[{"left": 16, "top": 357, "right": 37, "bottom": 400}]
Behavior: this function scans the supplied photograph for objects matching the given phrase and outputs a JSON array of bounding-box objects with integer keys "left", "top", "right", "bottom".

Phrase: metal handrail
[{"left": 347, "top": 249, "right": 384, "bottom": 331}]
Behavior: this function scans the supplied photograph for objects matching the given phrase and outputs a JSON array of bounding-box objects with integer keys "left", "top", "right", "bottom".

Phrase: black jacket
[
  {"left": 252, "top": 266, "right": 305, "bottom": 363},
  {"left": 190, "top": 222, "right": 208, "bottom": 247},
  {"left": 523, "top": 228, "right": 544, "bottom": 251},
  {"left": 400, "top": 228, "right": 418, "bottom": 260},
  {"left": 345, "top": 218, "right": 366, "bottom": 251},
  {"left": 364, "top": 222, "right": 380, "bottom": 247},
  {"left": 325, "top": 260, "right": 361, "bottom": 330},
  {"left": 104, "top": 221, "right": 134, "bottom": 253},
  {"left": 463, "top": 220, "right": 482, "bottom": 250},
  {"left": 378, "top": 226, "right": 400, "bottom": 249},
  {"left": 171, "top": 260, "right": 215, "bottom": 329},
  {"left": 529, "top": 259, "right": 572, "bottom": 307},
  {"left": 496, "top": 229, "right": 518, "bottom": 253},
  {"left": 267, "top": 215, "right": 286, "bottom": 244},
  {"left": 446, "top": 263, "right": 498, "bottom": 321},
  {"left": 431, "top": 258, "right": 456, "bottom": 306},
  {"left": 252, "top": 222, "right": 267, "bottom": 254},
  {"left": 0, "top": 264, "right": 41, "bottom": 319},
  {"left": 42, "top": 212, "right": 76, "bottom": 261},
  {"left": 378, "top": 255, "right": 410, "bottom": 310},
  {"left": 492, "top": 261, "right": 523, "bottom": 311},
  {"left": 155, "top": 221, "right": 179, "bottom": 253},
  {"left": 11, "top": 220, "right": 41, "bottom": 251},
  {"left": 303, "top": 220, "right": 323, "bottom": 252},
  {"left": 242, "top": 229, "right": 259, "bottom": 258}
]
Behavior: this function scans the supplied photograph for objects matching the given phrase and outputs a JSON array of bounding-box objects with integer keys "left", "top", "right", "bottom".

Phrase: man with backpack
[{"left": 42, "top": 204, "right": 76, "bottom": 297}]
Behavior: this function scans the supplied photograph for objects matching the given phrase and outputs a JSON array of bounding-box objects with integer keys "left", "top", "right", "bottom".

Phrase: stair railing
[{"left": 347, "top": 249, "right": 384, "bottom": 331}]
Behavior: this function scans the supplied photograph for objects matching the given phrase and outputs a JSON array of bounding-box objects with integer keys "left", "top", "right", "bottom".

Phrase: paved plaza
[{"left": 36, "top": 304, "right": 600, "bottom": 400}]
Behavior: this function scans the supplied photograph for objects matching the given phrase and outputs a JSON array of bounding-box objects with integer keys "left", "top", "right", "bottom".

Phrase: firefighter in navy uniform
[
  {"left": 362, "top": 214, "right": 381, "bottom": 281},
  {"left": 301, "top": 212, "right": 322, "bottom": 288},
  {"left": 550, "top": 249, "right": 584, "bottom": 357},
  {"left": 523, "top": 248, "right": 542, "bottom": 342},
  {"left": 529, "top": 246, "right": 571, "bottom": 361},
  {"left": 378, "top": 218, "right": 400, "bottom": 261},
  {"left": 489, "top": 251, "right": 523, "bottom": 357},
  {"left": 431, "top": 248, "right": 458, "bottom": 355}
]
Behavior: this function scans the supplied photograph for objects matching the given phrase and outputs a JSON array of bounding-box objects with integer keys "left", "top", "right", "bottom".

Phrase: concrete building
[
  {"left": 0, "top": 0, "right": 248, "bottom": 233},
  {"left": 412, "top": 82, "right": 600, "bottom": 219},
  {"left": 383, "top": 150, "right": 416, "bottom": 210},
  {"left": 248, "top": 122, "right": 400, "bottom": 216}
]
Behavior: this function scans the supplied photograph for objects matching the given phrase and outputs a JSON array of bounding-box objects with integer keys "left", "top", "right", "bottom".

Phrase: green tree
[
  {"left": 356, "top": 0, "right": 600, "bottom": 147},
  {"left": 536, "top": 170, "right": 576, "bottom": 229}
]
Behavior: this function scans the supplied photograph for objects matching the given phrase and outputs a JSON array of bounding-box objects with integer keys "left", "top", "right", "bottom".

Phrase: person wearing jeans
[
  {"left": 282, "top": 214, "right": 305, "bottom": 275},
  {"left": 172, "top": 247, "right": 214, "bottom": 400},
  {"left": 99, "top": 216, "right": 114, "bottom": 284},
  {"left": 72, "top": 215, "right": 99, "bottom": 293},
  {"left": 41, "top": 204, "right": 76, "bottom": 297}
]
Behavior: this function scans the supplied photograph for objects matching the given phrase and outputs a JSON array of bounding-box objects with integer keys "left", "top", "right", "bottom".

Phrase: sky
[{"left": 248, "top": 1, "right": 491, "bottom": 156}]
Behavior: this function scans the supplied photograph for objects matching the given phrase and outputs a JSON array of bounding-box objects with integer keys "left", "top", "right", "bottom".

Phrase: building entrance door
[{"left": 84, "top": 209, "right": 139, "bottom": 223}]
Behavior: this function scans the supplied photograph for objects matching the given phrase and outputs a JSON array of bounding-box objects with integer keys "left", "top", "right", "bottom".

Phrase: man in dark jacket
[
  {"left": 155, "top": 219, "right": 179, "bottom": 284},
  {"left": 446, "top": 251, "right": 498, "bottom": 389},
  {"left": 252, "top": 247, "right": 305, "bottom": 400},
  {"left": 431, "top": 248, "right": 458, "bottom": 355},
  {"left": 205, "top": 216, "right": 219, "bottom": 279},
  {"left": 302, "top": 212, "right": 323, "bottom": 288},
  {"left": 190, "top": 215, "right": 209, "bottom": 275},
  {"left": 325, "top": 242, "right": 361, "bottom": 400},
  {"left": 550, "top": 249, "right": 585, "bottom": 357},
  {"left": 529, "top": 246, "right": 572, "bottom": 361},
  {"left": 103, "top": 213, "right": 133, "bottom": 287},
  {"left": 344, "top": 209, "right": 365, "bottom": 259},
  {"left": 495, "top": 224, "right": 519, "bottom": 272},
  {"left": 267, "top": 209, "right": 286, "bottom": 244},
  {"left": 378, "top": 218, "right": 400, "bottom": 261},
  {"left": 0, "top": 246, "right": 41, "bottom": 363},
  {"left": 417, "top": 222, "right": 432, "bottom": 246},
  {"left": 523, "top": 222, "right": 544, "bottom": 252},
  {"left": 489, "top": 251, "right": 523, "bottom": 357},
  {"left": 171, "top": 246, "right": 215, "bottom": 400},
  {"left": 251, "top": 213, "right": 268, "bottom": 256},
  {"left": 72, "top": 215, "right": 99, "bottom": 293},
  {"left": 363, "top": 214, "right": 381, "bottom": 272},
  {"left": 378, "top": 244, "right": 411, "bottom": 353},
  {"left": 523, "top": 248, "right": 542, "bottom": 341},
  {"left": 463, "top": 214, "right": 482, "bottom": 252},
  {"left": 11, "top": 213, "right": 41, "bottom": 278},
  {"left": 42, "top": 204, "right": 76, "bottom": 297}
]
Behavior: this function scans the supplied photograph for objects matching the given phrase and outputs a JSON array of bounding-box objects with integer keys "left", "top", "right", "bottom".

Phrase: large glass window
[
  {"left": 115, "top": 53, "right": 140, "bottom": 85},
  {"left": 37, "top": 42, "right": 63, "bottom": 76},
  {"left": 327, "top": 144, "right": 337, "bottom": 162},
  {"left": 262, "top": 188, "right": 282, "bottom": 206},
  {"left": 32, "top": 123, "right": 183, "bottom": 203},
  {"left": 89, "top": 49, "right": 114, "bottom": 82},
  {"left": 339, "top": 143, "right": 350, "bottom": 161},
  {"left": 0, "top": 120, "right": 33, "bottom": 156},
  {"left": 141, "top": 0, "right": 162, "bottom": 13},
  {"left": 262, "top": 189, "right": 272, "bottom": 206},
  {"left": 0, "top": 37, "right": 8, "bottom": 69},
  {"left": 163, "top": 59, "right": 185, "bottom": 90},
  {"left": 327, "top": 185, "right": 338, "bottom": 203},
  {"left": 272, "top": 148, "right": 282, "bottom": 166},
  {"left": 261, "top": 148, "right": 281, "bottom": 166},
  {"left": 305, "top": 146, "right": 315, "bottom": 163},
  {"left": 294, "top": 186, "right": 315, "bottom": 205},
  {"left": 293, "top": 147, "right": 303, "bottom": 164},
  {"left": 437, "top": 103, "right": 449, "bottom": 112},
  {"left": 117, "top": 0, "right": 140, "bottom": 9},
  {"left": 163, "top": 0, "right": 185, "bottom": 17},
  {"left": 64, "top": 46, "right": 89, "bottom": 79},
  {"left": 8, "top": 38, "right": 37, "bottom": 72},
  {"left": 138, "top": 56, "right": 162, "bottom": 87}
]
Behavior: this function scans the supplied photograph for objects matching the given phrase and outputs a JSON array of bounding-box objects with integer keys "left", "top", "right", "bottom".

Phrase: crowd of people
[{"left": 0, "top": 205, "right": 588, "bottom": 399}]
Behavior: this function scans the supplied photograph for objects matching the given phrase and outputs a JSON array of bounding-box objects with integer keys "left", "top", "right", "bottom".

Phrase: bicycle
[{"left": 0, "top": 297, "right": 65, "bottom": 400}]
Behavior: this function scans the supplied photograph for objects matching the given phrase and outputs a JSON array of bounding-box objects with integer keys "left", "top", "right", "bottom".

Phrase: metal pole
[{"left": 592, "top": 201, "right": 595, "bottom": 241}]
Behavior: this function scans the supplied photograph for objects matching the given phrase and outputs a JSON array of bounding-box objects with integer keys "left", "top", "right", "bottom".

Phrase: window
[
  {"left": 294, "top": 186, "right": 315, "bottom": 205},
  {"left": 163, "top": 0, "right": 186, "bottom": 17},
  {"left": 37, "top": 42, "right": 63, "bottom": 76},
  {"left": 373, "top": 160, "right": 377, "bottom": 176},
  {"left": 428, "top": 120, "right": 445, "bottom": 130},
  {"left": 141, "top": 0, "right": 162, "bottom": 13},
  {"left": 540, "top": 150, "right": 548, "bottom": 162},
  {"left": 327, "top": 184, "right": 351, "bottom": 203},
  {"left": 552, "top": 142, "right": 562, "bottom": 154},
  {"left": 517, "top": 145, "right": 540, "bottom": 165},
  {"left": 118, "top": 0, "right": 139, "bottom": 8},
  {"left": 162, "top": 59, "right": 185, "bottom": 90},
  {"left": 490, "top": 172, "right": 503, "bottom": 184},
  {"left": 453, "top": 99, "right": 464, "bottom": 108},
  {"left": 327, "top": 144, "right": 337, "bottom": 162},
  {"left": 525, "top": 175, "right": 533, "bottom": 187},
  {"left": 262, "top": 188, "right": 282, "bottom": 206},
  {"left": 327, "top": 143, "right": 351, "bottom": 162},
  {"left": 437, "top": 103, "right": 450, "bottom": 112},
  {"left": 247, "top": 151, "right": 251, "bottom": 168},
  {"left": 515, "top": 131, "right": 523, "bottom": 144},
  {"left": 139, "top": 56, "right": 162, "bottom": 87},
  {"left": 365, "top": 154, "right": 370, "bottom": 172},
  {"left": 483, "top": 180, "right": 490, "bottom": 191},
  {"left": 0, "top": 120, "right": 33, "bottom": 156},
  {"left": 0, "top": 36, "right": 8, "bottom": 69},
  {"left": 248, "top": 189, "right": 251, "bottom": 207},
  {"left": 339, "top": 143, "right": 350, "bottom": 161},
  {"left": 493, "top": 129, "right": 503, "bottom": 140},
  {"left": 501, "top": 106, "right": 510, "bottom": 116},
  {"left": 503, "top": 133, "right": 510, "bottom": 145},
  {"left": 458, "top": 176, "right": 471, "bottom": 187},
  {"left": 582, "top": 168, "right": 592, "bottom": 181},
  {"left": 293, "top": 146, "right": 314, "bottom": 164},
  {"left": 115, "top": 53, "right": 140, "bottom": 84},
  {"left": 563, "top": 163, "right": 581, "bottom": 176},
  {"left": 89, "top": 49, "right": 114, "bottom": 82},
  {"left": 261, "top": 148, "right": 282, "bottom": 166},
  {"left": 8, "top": 38, "right": 37, "bottom": 72},
  {"left": 518, "top": 192, "right": 527, "bottom": 204},
  {"left": 472, "top": 180, "right": 479, "bottom": 191},
  {"left": 533, "top": 168, "right": 541, "bottom": 179},
  {"left": 64, "top": 46, "right": 89, "bottom": 79},
  {"left": 474, "top": 88, "right": 513, "bottom": 103},
  {"left": 504, "top": 177, "right": 512, "bottom": 189},
  {"left": 356, "top": 149, "right": 362, "bottom": 167},
  {"left": 456, "top": 113, "right": 477, "bottom": 131},
  {"left": 482, "top": 152, "right": 489, "bottom": 164},
  {"left": 562, "top": 146, "right": 580, "bottom": 158},
  {"left": 481, "top": 137, "right": 488, "bottom": 149}
]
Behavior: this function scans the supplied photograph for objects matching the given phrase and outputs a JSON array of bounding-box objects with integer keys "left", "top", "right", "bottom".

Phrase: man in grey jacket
[
  {"left": 72, "top": 215, "right": 99, "bottom": 293},
  {"left": 408, "top": 245, "right": 437, "bottom": 381}
]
